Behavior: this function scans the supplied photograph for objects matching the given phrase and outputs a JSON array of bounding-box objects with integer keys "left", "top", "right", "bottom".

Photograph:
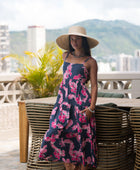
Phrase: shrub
[{"left": 4, "top": 42, "right": 63, "bottom": 98}]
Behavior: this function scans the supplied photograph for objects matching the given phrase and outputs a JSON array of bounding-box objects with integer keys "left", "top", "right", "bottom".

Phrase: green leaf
[{"left": 6, "top": 42, "right": 63, "bottom": 98}]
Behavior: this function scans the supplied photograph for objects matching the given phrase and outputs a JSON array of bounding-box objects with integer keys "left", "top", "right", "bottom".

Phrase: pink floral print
[{"left": 39, "top": 61, "right": 97, "bottom": 168}]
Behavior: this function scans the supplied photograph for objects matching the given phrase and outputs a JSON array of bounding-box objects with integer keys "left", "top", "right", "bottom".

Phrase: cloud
[{"left": 0, "top": 0, "right": 140, "bottom": 30}]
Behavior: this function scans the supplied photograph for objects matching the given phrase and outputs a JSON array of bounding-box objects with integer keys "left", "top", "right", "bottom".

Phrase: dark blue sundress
[{"left": 39, "top": 55, "right": 97, "bottom": 167}]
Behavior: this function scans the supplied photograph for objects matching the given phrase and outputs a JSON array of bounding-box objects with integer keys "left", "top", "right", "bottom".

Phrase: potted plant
[{"left": 3, "top": 42, "right": 63, "bottom": 98}]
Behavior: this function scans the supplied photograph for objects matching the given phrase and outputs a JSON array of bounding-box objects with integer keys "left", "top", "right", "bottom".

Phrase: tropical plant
[{"left": 3, "top": 42, "right": 63, "bottom": 98}]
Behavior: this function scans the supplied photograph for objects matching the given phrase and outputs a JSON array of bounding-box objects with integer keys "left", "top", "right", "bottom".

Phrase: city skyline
[{"left": 0, "top": 0, "right": 140, "bottom": 31}]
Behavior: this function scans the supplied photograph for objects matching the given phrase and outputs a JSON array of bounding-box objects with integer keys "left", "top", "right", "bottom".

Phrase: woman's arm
[
  {"left": 81, "top": 58, "right": 98, "bottom": 120},
  {"left": 89, "top": 58, "right": 98, "bottom": 111}
]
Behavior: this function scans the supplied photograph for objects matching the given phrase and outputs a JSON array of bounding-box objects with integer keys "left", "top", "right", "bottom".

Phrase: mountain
[
  {"left": 10, "top": 31, "right": 27, "bottom": 55},
  {"left": 9, "top": 19, "right": 140, "bottom": 57}
]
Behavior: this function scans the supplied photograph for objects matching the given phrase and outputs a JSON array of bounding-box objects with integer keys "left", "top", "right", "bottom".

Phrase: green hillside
[
  {"left": 10, "top": 31, "right": 27, "bottom": 55},
  {"left": 9, "top": 19, "right": 140, "bottom": 57}
]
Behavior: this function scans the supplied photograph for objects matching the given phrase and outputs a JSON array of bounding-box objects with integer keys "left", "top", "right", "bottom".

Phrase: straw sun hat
[{"left": 56, "top": 26, "right": 99, "bottom": 50}]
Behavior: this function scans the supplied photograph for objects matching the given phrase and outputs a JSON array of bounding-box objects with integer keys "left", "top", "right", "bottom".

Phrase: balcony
[
  {"left": 0, "top": 72, "right": 140, "bottom": 169},
  {"left": 1, "top": 72, "right": 140, "bottom": 130},
  {"left": 98, "top": 72, "right": 140, "bottom": 98},
  {"left": 1, "top": 72, "right": 140, "bottom": 104}
]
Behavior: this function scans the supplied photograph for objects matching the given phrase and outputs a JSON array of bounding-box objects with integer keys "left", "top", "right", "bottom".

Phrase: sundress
[{"left": 39, "top": 53, "right": 97, "bottom": 167}]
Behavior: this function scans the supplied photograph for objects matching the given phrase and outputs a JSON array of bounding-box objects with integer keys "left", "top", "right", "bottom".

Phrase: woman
[{"left": 39, "top": 26, "right": 99, "bottom": 170}]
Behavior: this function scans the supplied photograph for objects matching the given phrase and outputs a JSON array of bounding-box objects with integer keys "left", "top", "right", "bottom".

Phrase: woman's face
[{"left": 70, "top": 35, "right": 83, "bottom": 50}]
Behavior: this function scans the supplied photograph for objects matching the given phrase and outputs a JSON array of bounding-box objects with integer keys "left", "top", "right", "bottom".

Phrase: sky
[{"left": 0, "top": 0, "right": 140, "bottom": 31}]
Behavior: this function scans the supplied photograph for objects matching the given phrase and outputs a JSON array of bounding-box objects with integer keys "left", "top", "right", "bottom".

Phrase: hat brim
[{"left": 56, "top": 33, "right": 99, "bottom": 50}]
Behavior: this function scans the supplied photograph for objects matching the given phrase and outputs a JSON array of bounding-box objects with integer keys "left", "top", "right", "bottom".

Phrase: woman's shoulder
[
  {"left": 84, "top": 56, "right": 97, "bottom": 71},
  {"left": 62, "top": 51, "right": 69, "bottom": 60},
  {"left": 88, "top": 56, "right": 97, "bottom": 65}
]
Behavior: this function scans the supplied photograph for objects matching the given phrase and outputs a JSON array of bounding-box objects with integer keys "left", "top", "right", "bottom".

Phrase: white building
[
  {"left": 27, "top": 26, "right": 46, "bottom": 53},
  {"left": 0, "top": 25, "right": 10, "bottom": 72},
  {"left": 98, "top": 62, "right": 112, "bottom": 72},
  {"left": 117, "top": 53, "right": 134, "bottom": 71},
  {"left": 134, "top": 49, "right": 140, "bottom": 71}
]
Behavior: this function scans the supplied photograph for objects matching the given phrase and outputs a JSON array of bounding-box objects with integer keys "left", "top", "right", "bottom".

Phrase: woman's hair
[{"left": 69, "top": 36, "right": 91, "bottom": 56}]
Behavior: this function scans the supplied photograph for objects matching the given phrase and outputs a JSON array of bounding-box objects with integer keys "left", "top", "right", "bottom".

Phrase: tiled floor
[
  {"left": 0, "top": 150, "right": 27, "bottom": 170},
  {"left": 0, "top": 128, "right": 29, "bottom": 170}
]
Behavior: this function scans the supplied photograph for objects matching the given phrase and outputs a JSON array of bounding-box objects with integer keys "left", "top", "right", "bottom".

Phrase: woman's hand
[{"left": 80, "top": 107, "right": 94, "bottom": 120}]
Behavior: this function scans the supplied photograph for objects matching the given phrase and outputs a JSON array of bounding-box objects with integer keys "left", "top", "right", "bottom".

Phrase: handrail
[{"left": 0, "top": 72, "right": 140, "bottom": 104}]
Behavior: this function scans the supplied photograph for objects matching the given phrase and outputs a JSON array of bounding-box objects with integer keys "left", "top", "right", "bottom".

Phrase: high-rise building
[
  {"left": 27, "top": 26, "right": 46, "bottom": 52},
  {"left": 134, "top": 49, "right": 140, "bottom": 71},
  {"left": 0, "top": 25, "right": 10, "bottom": 72},
  {"left": 117, "top": 53, "right": 134, "bottom": 71}
]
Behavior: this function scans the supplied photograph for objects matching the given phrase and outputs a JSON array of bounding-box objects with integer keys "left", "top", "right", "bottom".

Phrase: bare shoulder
[
  {"left": 88, "top": 57, "right": 97, "bottom": 67},
  {"left": 62, "top": 51, "right": 69, "bottom": 60}
]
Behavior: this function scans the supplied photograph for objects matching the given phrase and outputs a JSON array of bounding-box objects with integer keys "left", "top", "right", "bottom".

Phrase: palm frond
[{"left": 4, "top": 42, "right": 63, "bottom": 98}]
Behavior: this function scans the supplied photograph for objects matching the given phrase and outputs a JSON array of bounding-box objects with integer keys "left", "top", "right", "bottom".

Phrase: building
[
  {"left": 116, "top": 53, "right": 134, "bottom": 71},
  {"left": 27, "top": 26, "right": 46, "bottom": 53},
  {"left": 98, "top": 62, "right": 112, "bottom": 72},
  {"left": 0, "top": 25, "right": 10, "bottom": 72},
  {"left": 134, "top": 49, "right": 140, "bottom": 71}
]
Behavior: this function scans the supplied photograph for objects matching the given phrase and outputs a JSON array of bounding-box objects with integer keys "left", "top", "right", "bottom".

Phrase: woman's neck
[{"left": 73, "top": 50, "right": 85, "bottom": 58}]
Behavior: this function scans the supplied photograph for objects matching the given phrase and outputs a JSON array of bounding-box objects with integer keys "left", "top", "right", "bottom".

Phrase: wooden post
[{"left": 18, "top": 101, "right": 29, "bottom": 163}]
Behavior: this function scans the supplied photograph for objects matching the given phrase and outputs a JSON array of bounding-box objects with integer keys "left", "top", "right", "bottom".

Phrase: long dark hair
[{"left": 69, "top": 36, "right": 91, "bottom": 56}]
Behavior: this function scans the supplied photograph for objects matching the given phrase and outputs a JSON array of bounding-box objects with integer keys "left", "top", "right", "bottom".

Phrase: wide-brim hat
[{"left": 56, "top": 26, "right": 99, "bottom": 50}]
